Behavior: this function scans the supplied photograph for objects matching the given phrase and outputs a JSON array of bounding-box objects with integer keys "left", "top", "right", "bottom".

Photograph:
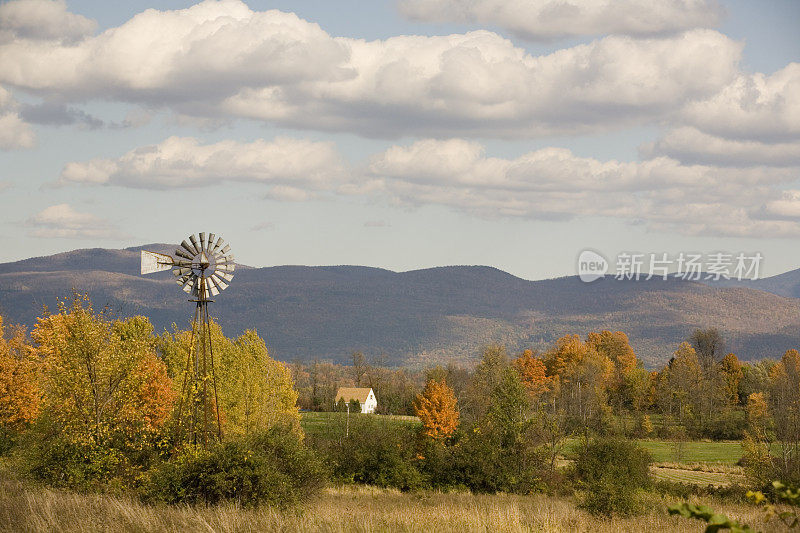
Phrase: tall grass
[{"left": 0, "top": 478, "right": 776, "bottom": 533}]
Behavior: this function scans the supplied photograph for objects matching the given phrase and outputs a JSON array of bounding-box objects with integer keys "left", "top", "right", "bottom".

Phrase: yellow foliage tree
[
  {"left": 32, "top": 296, "right": 175, "bottom": 449},
  {"left": 0, "top": 316, "right": 40, "bottom": 430},
  {"left": 159, "top": 322, "right": 299, "bottom": 437},
  {"left": 221, "top": 329, "right": 300, "bottom": 437},
  {"left": 719, "top": 353, "right": 744, "bottom": 406},
  {"left": 414, "top": 378, "right": 459, "bottom": 440}
]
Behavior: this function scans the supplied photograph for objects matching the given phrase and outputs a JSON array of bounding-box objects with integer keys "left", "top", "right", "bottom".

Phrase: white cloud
[
  {"left": 0, "top": 85, "right": 35, "bottom": 149},
  {"left": 643, "top": 127, "right": 800, "bottom": 167},
  {"left": 0, "top": 0, "right": 96, "bottom": 43},
  {"left": 27, "top": 203, "right": 119, "bottom": 239},
  {"left": 680, "top": 63, "right": 800, "bottom": 142},
  {"left": 59, "top": 136, "right": 347, "bottom": 190},
  {"left": 368, "top": 139, "right": 800, "bottom": 237},
  {"left": 398, "top": 0, "right": 722, "bottom": 41},
  {"left": 757, "top": 190, "right": 800, "bottom": 221},
  {"left": 222, "top": 29, "right": 742, "bottom": 137},
  {"left": 0, "top": 1, "right": 745, "bottom": 138},
  {"left": 56, "top": 134, "right": 800, "bottom": 238}
]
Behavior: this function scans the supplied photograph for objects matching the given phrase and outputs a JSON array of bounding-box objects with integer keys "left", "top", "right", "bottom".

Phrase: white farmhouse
[{"left": 335, "top": 387, "right": 377, "bottom": 414}]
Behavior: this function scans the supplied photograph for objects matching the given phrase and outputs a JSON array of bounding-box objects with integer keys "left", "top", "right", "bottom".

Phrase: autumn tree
[
  {"left": 28, "top": 296, "right": 175, "bottom": 486},
  {"left": 543, "top": 335, "right": 612, "bottom": 432},
  {"left": 159, "top": 321, "right": 299, "bottom": 437},
  {"left": 690, "top": 328, "right": 725, "bottom": 372},
  {"left": 768, "top": 350, "right": 800, "bottom": 457},
  {"left": 0, "top": 316, "right": 40, "bottom": 433},
  {"left": 513, "top": 349, "right": 549, "bottom": 399},
  {"left": 719, "top": 353, "right": 744, "bottom": 406},
  {"left": 414, "top": 378, "right": 459, "bottom": 440},
  {"left": 587, "top": 331, "right": 637, "bottom": 411},
  {"left": 657, "top": 342, "right": 702, "bottom": 424}
]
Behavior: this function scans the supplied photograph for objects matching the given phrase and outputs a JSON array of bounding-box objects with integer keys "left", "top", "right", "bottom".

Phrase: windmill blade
[
  {"left": 181, "top": 240, "right": 197, "bottom": 255},
  {"left": 210, "top": 274, "right": 229, "bottom": 290},
  {"left": 207, "top": 233, "right": 216, "bottom": 252},
  {"left": 172, "top": 267, "right": 191, "bottom": 277},
  {"left": 141, "top": 250, "right": 174, "bottom": 275},
  {"left": 182, "top": 275, "right": 198, "bottom": 294},
  {"left": 221, "top": 245, "right": 231, "bottom": 254},
  {"left": 175, "top": 248, "right": 193, "bottom": 261},
  {"left": 199, "top": 232, "right": 206, "bottom": 251},
  {"left": 206, "top": 277, "right": 220, "bottom": 297},
  {"left": 211, "top": 237, "right": 224, "bottom": 254},
  {"left": 189, "top": 234, "right": 200, "bottom": 254},
  {"left": 216, "top": 271, "right": 233, "bottom": 282},
  {"left": 173, "top": 259, "right": 193, "bottom": 267}
]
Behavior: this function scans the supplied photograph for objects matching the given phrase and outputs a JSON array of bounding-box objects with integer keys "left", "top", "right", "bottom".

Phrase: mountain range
[{"left": 1, "top": 245, "right": 799, "bottom": 368}]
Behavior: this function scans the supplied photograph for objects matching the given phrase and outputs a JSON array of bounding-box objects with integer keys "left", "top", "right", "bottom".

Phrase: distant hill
[{"left": 1, "top": 245, "right": 799, "bottom": 368}]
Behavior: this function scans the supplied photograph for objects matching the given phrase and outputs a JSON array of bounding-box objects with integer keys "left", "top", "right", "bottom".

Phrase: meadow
[{"left": 0, "top": 477, "right": 778, "bottom": 533}]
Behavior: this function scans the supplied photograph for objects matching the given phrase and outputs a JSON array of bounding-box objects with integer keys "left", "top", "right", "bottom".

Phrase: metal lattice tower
[{"left": 140, "top": 233, "right": 235, "bottom": 448}]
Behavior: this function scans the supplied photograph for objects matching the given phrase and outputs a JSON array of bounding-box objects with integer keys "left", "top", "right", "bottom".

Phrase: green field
[
  {"left": 300, "top": 411, "right": 420, "bottom": 438},
  {"left": 564, "top": 438, "right": 743, "bottom": 465}
]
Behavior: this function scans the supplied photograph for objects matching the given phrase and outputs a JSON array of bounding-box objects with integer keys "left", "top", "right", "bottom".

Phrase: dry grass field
[{"left": 0, "top": 478, "right": 780, "bottom": 533}]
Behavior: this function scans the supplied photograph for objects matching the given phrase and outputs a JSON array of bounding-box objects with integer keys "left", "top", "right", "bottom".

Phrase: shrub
[
  {"left": 572, "top": 437, "right": 652, "bottom": 516},
  {"left": 309, "top": 415, "right": 424, "bottom": 491},
  {"left": 22, "top": 432, "right": 131, "bottom": 490},
  {"left": 141, "top": 425, "right": 325, "bottom": 507}
]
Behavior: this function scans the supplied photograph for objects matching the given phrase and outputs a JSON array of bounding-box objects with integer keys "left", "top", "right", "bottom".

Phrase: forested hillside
[{"left": 1, "top": 245, "right": 799, "bottom": 367}]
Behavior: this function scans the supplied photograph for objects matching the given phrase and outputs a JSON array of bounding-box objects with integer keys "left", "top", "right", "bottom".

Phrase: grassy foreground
[{"left": 0, "top": 477, "right": 775, "bottom": 533}]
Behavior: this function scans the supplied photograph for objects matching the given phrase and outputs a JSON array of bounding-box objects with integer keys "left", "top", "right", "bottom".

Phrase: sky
[{"left": 0, "top": 0, "right": 798, "bottom": 280}]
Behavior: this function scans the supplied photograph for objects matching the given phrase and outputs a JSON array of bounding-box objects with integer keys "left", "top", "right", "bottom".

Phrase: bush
[
  {"left": 23, "top": 434, "right": 131, "bottom": 490},
  {"left": 141, "top": 425, "right": 325, "bottom": 507},
  {"left": 572, "top": 437, "right": 652, "bottom": 516},
  {"left": 308, "top": 415, "right": 424, "bottom": 491}
]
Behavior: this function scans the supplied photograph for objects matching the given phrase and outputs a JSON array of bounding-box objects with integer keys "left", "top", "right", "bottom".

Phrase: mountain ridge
[{"left": 1, "top": 245, "right": 799, "bottom": 369}]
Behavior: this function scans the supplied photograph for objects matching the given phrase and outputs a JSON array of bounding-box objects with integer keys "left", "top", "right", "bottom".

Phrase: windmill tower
[{"left": 140, "top": 233, "right": 235, "bottom": 448}]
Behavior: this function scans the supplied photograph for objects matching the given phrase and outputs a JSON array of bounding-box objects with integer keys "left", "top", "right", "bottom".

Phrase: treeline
[{"left": 292, "top": 328, "right": 790, "bottom": 442}]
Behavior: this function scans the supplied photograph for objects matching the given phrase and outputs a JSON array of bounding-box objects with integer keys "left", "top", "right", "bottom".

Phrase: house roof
[{"left": 335, "top": 387, "right": 373, "bottom": 404}]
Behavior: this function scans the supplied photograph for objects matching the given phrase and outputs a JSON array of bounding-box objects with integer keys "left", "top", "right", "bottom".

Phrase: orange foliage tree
[
  {"left": 32, "top": 296, "right": 175, "bottom": 450},
  {"left": 543, "top": 334, "right": 613, "bottom": 430},
  {"left": 414, "top": 378, "right": 459, "bottom": 440},
  {"left": 513, "top": 349, "right": 550, "bottom": 399},
  {"left": 0, "top": 316, "right": 40, "bottom": 431}
]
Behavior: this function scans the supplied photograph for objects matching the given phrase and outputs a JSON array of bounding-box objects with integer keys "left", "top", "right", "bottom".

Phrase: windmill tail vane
[{"left": 140, "top": 232, "right": 235, "bottom": 449}]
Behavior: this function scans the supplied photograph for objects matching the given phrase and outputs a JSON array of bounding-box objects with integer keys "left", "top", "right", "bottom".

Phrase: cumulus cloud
[
  {"left": 26, "top": 203, "right": 119, "bottom": 239},
  {"left": 368, "top": 139, "right": 800, "bottom": 237},
  {"left": 56, "top": 134, "right": 800, "bottom": 237},
  {"left": 0, "top": 0, "right": 96, "bottom": 44},
  {"left": 680, "top": 63, "right": 800, "bottom": 142},
  {"left": 0, "top": 85, "right": 35, "bottom": 149},
  {"left": 398, "top": 0, "right": 722, "bottom": 41},
  {"left": 58, "top": 136, "right": 347, "bottom": 190},
  {"left": 642, "top": 127, "right": 800, "bottom": 167},
  {"left": 0, "top": 1, "right": 745, "bottom": 138}
]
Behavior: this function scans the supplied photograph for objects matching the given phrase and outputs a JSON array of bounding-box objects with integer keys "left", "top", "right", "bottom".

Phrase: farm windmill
[{"left": 140, "top": 233, "right": 235, "bottom": 447}]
